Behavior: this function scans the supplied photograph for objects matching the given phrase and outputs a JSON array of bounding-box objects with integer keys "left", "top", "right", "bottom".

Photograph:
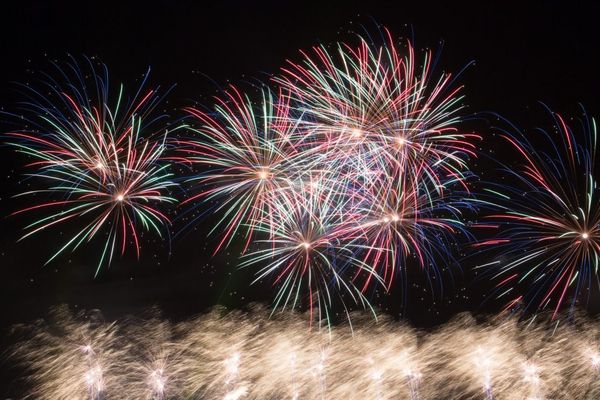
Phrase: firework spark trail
[
  {"left": 477, "top": 107, "right": 600, "bottom": 319},
  {"left": 400, "top": 368, "right": 422, "bottom": 400},
  {"left": 5, "top": 58, "right": 178, "bottom": 273},
  {"left": 9, "top": 306, "right": 600, "bottom": 399}
]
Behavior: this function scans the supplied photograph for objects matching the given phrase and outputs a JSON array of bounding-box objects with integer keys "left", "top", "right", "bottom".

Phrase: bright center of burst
[
  {"left": 382, "top": 214, "right": 400, "bottom": 224},
  {"left": 116, "top": 194, "right": 125, "bottom": 202},
  {"left": 96, "top": 162, "right": 105, "bottom": 169},
  {"left": 351, "top": 128, "right": 362, "bottom": 137},
  {"left": 582, "top": 232, "right": 590, "bottom": 240},
  {"left": 397, "top": 137, "right": 406, "bottom": 145},
  {"left": 301, "top": 242, "right": 311, "bottom": 250},
  {"left": 257, "top": 170, "right": 269, "bottom": 180}
]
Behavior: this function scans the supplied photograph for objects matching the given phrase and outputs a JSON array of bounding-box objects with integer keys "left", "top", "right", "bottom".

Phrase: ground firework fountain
[{"left": 7, "top": 307, "right": 600, "bottom": 399}]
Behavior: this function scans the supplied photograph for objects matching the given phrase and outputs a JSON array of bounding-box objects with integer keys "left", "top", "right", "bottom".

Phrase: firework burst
[
  {"left": 275, "top": 28, "right": 478, "bottom": 192},
  {"left": 348, "top": 169, "right": 472, "bottom": 293},
  {"left": 240, "top": 179, "right": 380, "bottom": 326},
  {"left": 9, "top": 307, "right": 600, "bottom": 399},
  {"left": 478, "top": 106, "right": 600, "bottom": 318},
  {"left": 179, "top": 86, "right": 315, "bottom": 253},
  {"left": 6, "top": 57, "right": 177, "bottom": 273}
]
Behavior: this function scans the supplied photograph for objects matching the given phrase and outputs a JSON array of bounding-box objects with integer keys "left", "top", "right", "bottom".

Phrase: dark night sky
[{"left": 1, "top": 0, "right": 600, "bottom": 337}]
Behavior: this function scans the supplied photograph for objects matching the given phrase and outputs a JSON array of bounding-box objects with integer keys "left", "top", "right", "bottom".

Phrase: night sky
[{"left": 1, "top": 0, "right": 600, "bottom": 339}]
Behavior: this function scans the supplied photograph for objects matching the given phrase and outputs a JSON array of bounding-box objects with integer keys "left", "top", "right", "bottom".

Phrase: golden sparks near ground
[{"left": 8, "top": 306, "right": 600, "bottom": 399}]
